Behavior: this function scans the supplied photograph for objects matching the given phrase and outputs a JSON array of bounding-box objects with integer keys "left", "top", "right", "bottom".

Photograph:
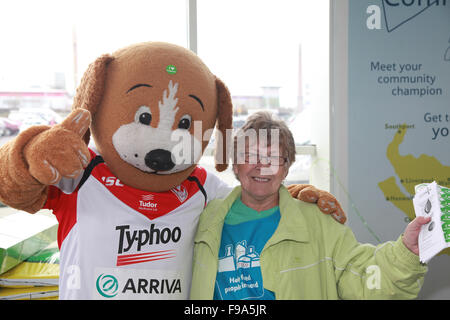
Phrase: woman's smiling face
[{"left": 233, "top": 142, "right": 289, "bottom": 208}]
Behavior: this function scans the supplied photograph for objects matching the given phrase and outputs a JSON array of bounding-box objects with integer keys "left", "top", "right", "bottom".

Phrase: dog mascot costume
[{"left": 0, "top": 42, "right": 346, "bottom": 299}]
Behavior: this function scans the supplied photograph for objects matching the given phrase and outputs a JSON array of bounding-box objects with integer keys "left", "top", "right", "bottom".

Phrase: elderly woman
[{"left": 190, "top": 111, "right": 429, "bottom": 300}]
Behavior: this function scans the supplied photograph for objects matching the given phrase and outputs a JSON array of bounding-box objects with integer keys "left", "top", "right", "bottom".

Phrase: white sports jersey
[{"left": 45, "top": 148, "right": 231, "bottom": 299}]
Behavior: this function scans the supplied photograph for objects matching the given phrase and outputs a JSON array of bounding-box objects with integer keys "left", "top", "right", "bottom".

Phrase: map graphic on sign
[{"left": 378, "top": 126, "right": 450, "bottom": 256}]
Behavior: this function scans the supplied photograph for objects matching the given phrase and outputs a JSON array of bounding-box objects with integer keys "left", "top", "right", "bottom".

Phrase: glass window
[
  {"left": 0, "top": 0, "right": 329, "bottom": 189},
  {"left": 0, "top": 0, "right": 187, "bottom": 114},
  {"left": 197, "top": 0, "right": 329, "bottom": 185},
  {"left": 0, "top": 0, "right": 188, "bottom": 210}
]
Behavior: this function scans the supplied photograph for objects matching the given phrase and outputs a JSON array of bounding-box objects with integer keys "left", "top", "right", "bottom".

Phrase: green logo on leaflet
[{"left": 96, "top": 274, "right": 119, "bottom": 298}]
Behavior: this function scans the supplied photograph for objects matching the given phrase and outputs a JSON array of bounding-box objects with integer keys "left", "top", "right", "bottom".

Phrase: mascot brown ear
[
  {"left": 72, "top": 54, "right": 114, "bottom": 145},
  {"left": 214, "top": 77, "right": 233, "bottom": 172}
]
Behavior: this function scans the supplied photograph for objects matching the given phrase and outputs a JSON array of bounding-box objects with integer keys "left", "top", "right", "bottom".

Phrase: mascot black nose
[{"left": 145, "top": 149, "right": 175, "bottom": 171}]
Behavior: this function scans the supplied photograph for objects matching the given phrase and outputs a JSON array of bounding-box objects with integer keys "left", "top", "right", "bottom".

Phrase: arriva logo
[{"left": 96, "top": 274, "right": 119, "bottom": 298}]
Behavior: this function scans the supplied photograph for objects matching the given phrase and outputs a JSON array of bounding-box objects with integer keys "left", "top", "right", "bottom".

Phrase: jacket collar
[
  {"left": 194, "top": 185, "right": 310, "bottom": 256},
  {"left": 264, "top": 186, "right": 310, "bottom": 248}
]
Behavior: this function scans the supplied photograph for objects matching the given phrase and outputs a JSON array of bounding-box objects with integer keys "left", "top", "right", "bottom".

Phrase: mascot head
[{"left": 72, "top": 42, "right": 233, "bottom": 191}]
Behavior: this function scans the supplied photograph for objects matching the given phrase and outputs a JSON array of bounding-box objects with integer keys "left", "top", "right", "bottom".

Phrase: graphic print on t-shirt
[
  {"left": 214, "top": 211, "right": 280, "bottom": 300},
  {"left": 218, "top": 240, "right": 260, "bottom": 272}
]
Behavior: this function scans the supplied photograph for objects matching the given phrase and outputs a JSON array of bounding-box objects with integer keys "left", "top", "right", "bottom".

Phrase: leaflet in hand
[{"left": 413, "top": 181, "right": 450, "bottom": 264}]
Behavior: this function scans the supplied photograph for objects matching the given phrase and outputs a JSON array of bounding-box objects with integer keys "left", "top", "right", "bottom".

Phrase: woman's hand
[{"left": 402, "top": 216, "right": 432, "bottom": 255}]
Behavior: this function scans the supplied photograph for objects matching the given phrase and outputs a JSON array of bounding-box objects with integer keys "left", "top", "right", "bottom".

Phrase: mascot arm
[
  {"left": 287, "top": 184, "right": 347, "bottom": 224},
  {"left": 0, "top": 109, "right": 91, "bottom": 213},
  {"left": 0, "top": 125, "right": 51, "bottom": 213}
]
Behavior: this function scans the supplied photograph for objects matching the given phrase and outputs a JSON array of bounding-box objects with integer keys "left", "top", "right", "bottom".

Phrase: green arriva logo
[{"left": 96, "top": 274, "right": 119, "bottom": 298}]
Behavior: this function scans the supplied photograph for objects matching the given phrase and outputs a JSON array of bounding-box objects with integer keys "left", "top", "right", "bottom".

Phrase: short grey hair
[{"left": 232, "top": 111, "right": 296, "bottom": 167}]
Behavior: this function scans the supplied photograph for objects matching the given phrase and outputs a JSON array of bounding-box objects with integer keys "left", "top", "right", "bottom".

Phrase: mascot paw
[
  {"left": 286, "top": 184, "right": 314, "bottom": 200},
  {"left": 24, "top": 109, "right": 91, "bottom": 185},
  {"left": 287, "top": 184, "right": 347, "bottom": 224}
]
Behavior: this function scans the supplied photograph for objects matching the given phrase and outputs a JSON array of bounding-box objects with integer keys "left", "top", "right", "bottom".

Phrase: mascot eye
[
  {"left": 178, "top": 115, "right": 191, "bottom": 130},
  {"left": 135, "top": 106, "right": 152, "bottom": 126},
  {"left": 139, "top": 113, "right": 152, "bottom": 125}
]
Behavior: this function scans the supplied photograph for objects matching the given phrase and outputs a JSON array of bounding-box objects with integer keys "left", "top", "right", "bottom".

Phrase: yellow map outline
[{"left": 378, "top": 125, "right": 450, "bottom": 257}]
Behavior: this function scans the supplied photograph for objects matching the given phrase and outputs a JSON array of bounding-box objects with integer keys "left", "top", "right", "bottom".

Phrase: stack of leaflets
[
  {"left": 0, "top": 242, "right": 59, "bottom": 299},
  {"left": 413, "top": 181, "right": 450, "bottom": 264},
  {"left": 0, "top": 286, "right": 59, "bottom": 300},
  {"left": 0, "top": 211, "right": 59, "bottom": 299}
]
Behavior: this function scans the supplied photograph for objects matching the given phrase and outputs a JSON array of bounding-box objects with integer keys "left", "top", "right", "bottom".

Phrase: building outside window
[{"left": 0, "top": 0, "right": 329, "bottom": 187}]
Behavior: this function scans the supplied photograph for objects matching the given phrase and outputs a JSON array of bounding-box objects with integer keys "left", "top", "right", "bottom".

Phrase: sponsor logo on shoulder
[
  {"left": 101, "top": 176, "right": 124, "bottom": 187},
  {"left": 170, "top": 185, "right": 188, "bottom": 203}
]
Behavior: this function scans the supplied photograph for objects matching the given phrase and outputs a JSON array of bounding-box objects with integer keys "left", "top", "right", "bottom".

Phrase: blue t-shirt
[{"left": 213, "top": 198, "right": 280, "bottom": 300}]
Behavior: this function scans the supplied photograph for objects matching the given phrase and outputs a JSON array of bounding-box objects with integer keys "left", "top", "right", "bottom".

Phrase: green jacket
[{"left": 190, "top": 186, "right": 427, "bottom": 300}]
